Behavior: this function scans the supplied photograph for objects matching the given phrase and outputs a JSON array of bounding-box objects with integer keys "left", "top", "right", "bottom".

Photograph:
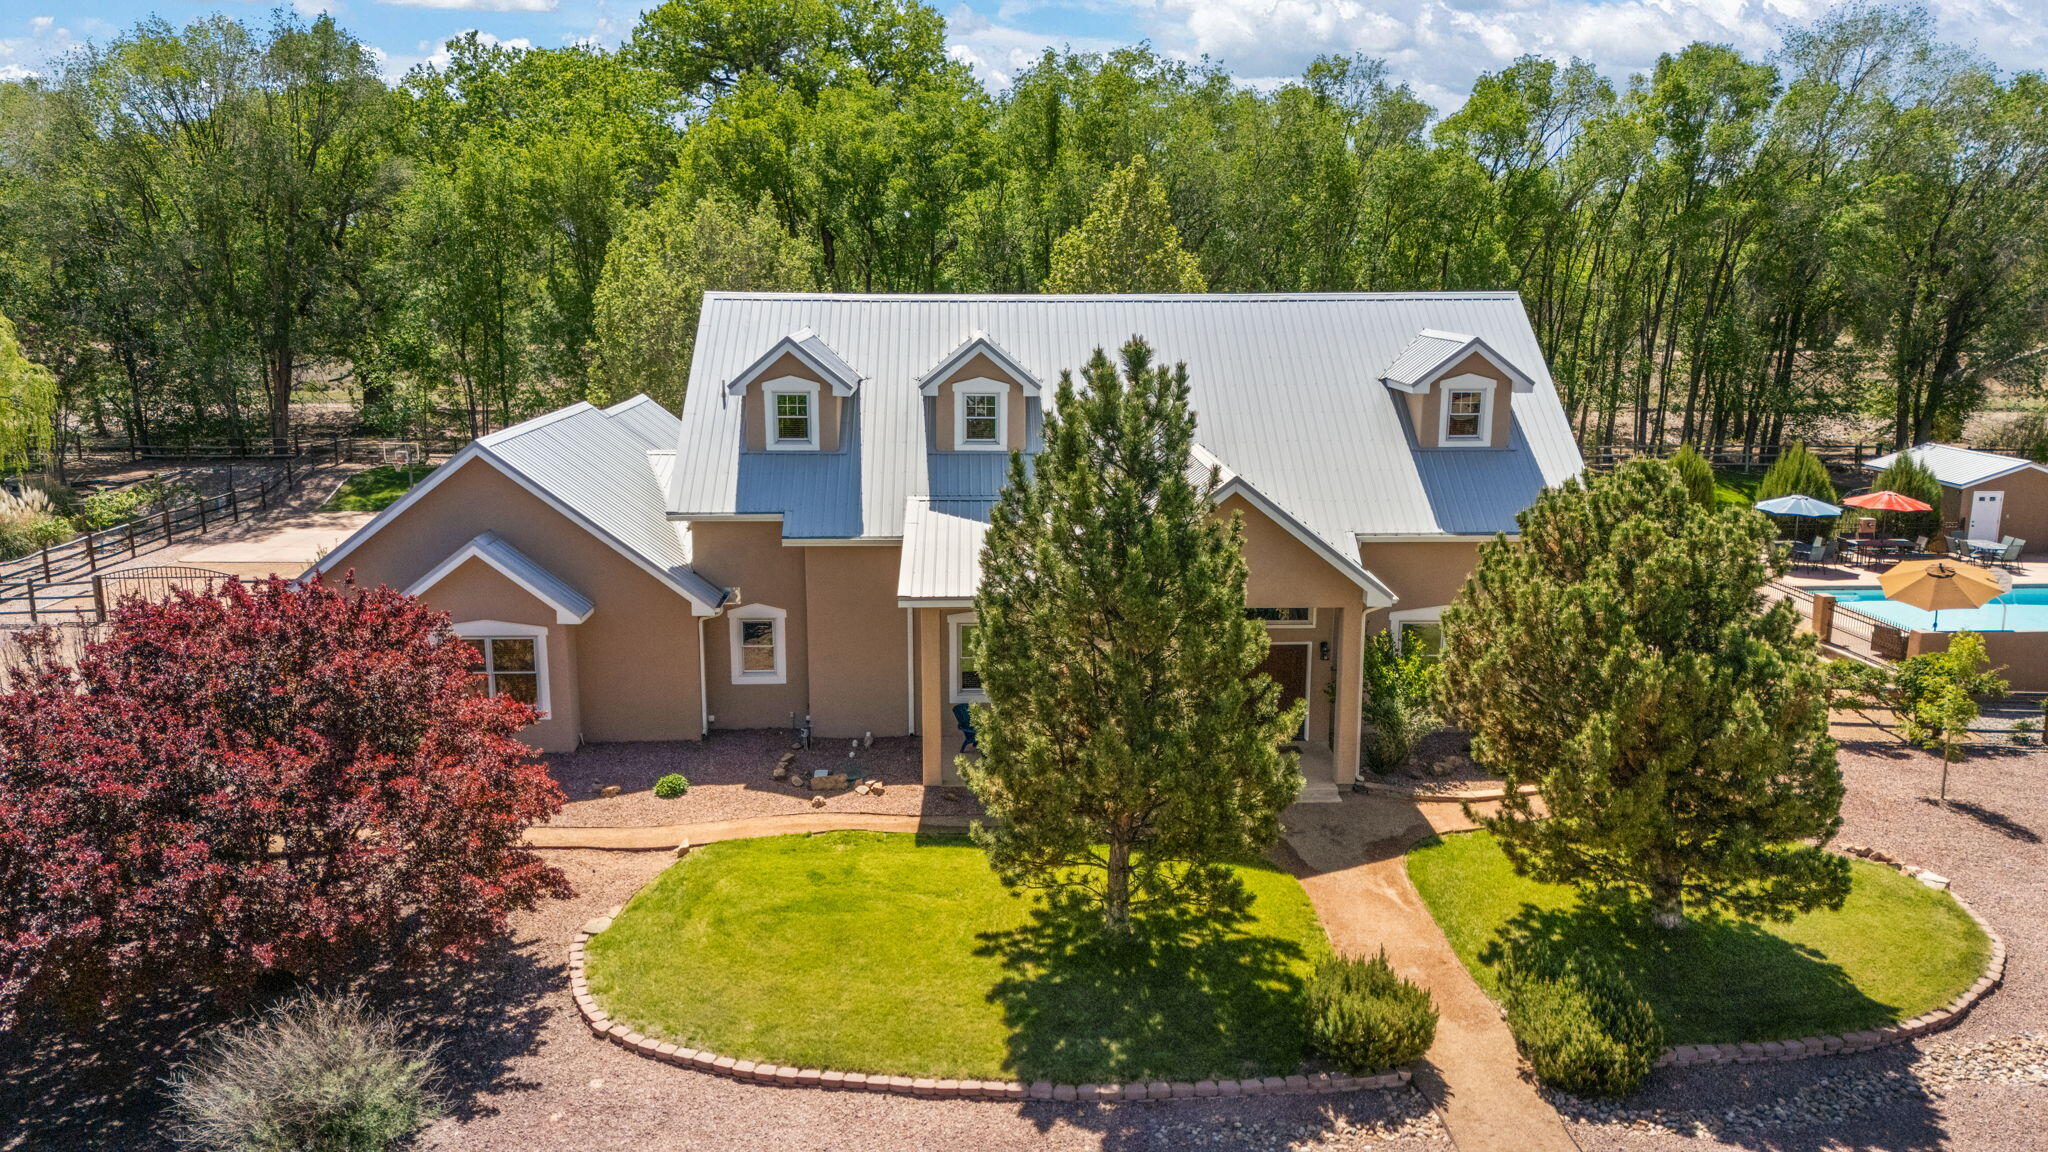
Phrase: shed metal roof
[
  {"left": 1863, "top": 443, "right": 2046, "bottom": 488},
  {"left": 670, "top": 293, "right": 1583, "bottom": 554}
]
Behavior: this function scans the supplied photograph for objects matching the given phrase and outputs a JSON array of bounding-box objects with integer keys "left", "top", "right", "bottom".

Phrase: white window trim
[
  {"left": 1438, "top": 374, "right": 1496, "bottom": 447},
  {"left": 951, "top": 377, "right": 1009, "bottom": 452},
  {"left": 1388, "top": 606, "right": 1447, "bottom": 654},
  {"left": 451, "top": 620, "right": 552, "bottom": 718},
  {"left": 1250, "top": 607, "right": 1317, "bottom": 629},
  {"left": 728, "top": 603, "right": 788, "bottom": 684},
  {"left": 948, "top": 611, "right": 986, "bottom": 703},
  {"left": 763, "top": 377, "right": 821, "bottom": 452}
]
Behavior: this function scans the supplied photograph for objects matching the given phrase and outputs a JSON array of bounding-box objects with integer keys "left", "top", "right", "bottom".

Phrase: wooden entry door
[{"left": 1255, "top": 643, "right": 1310, "bottom": 742}]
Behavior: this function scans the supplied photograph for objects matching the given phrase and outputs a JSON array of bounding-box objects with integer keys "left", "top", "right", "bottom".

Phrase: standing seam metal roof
[
  {"left": 671, "top": 293, "right": 1583, "bottom": 551},
  {"left": 1863, "top": 443, "right": 2046, "bottom": 488}
]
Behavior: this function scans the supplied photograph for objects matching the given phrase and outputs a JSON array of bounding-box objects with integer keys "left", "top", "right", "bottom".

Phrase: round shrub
[
  {"left": 165, "top": 992, "right": 443, "bottom": 1152},
  {"left": 1500, "top": 947, "right": 1663, "bottom": 1098},
  {"left": 1303, "top": 950, "right": 1438, "bottom": 1073},
  {"left": 653, "top": 773, "right": 689, "bottom": 799}
]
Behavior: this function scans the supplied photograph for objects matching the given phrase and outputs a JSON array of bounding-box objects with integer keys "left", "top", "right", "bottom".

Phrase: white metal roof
[
  {"left": 896, "top": 499, "right": 991, "bottom": 604},
  {"left": 1378, "top": 329, "right": 1536, "bottom": 394},
  {"left": 316, "top": 397, "right": 725, "bottom": 615},
  {"left": 1863, "top": 443, "right": 2046, "bottom": 488},
  {"left": 670, "top": 293, "right": 1583, "bottom": 553},
  {"left": 405, "top": 531, "right": 597, "bottom": 624}
]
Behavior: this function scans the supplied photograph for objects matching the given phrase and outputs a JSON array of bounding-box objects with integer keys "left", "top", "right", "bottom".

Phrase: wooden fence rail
[{"left": 0, "top": 442, "right": 343, "bottom": 626}]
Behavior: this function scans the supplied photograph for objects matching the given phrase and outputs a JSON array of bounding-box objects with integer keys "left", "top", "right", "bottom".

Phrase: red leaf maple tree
[{"left": 0, "top": 575, "right": 570, "bottom": 1023}]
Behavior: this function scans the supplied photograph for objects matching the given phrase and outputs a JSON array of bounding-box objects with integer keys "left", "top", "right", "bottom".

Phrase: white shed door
[{"left": 1968, "top": 490, "right": 2004, "bottom": 541}]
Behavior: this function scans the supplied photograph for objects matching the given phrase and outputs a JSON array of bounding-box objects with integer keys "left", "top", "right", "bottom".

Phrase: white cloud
[
  {"left": 375, "top": 0, "right": 558, "bottom": 13},
  {"left": 945, "top": 0, "right": 2048, "bottom": 108},
  {"left": 0, "top": 16, "right": 82, "bottom": 80}
]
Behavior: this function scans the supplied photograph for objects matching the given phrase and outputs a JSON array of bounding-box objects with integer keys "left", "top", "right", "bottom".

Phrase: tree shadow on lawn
[
  {"left": 0, "top": 935, "right": 558, "bottom": 1151},
  {"left": 1481, "top": 903, "right": 1897, "bottom": 1046},
  {"left": 973, "top": 900, "right": 1310, "bottom": 1087}
]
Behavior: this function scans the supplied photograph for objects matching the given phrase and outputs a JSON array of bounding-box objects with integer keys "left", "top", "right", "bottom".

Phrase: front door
[
  {"left": 1255, "top": 643, "right": 1310, "bottom": 742},
  {"left": 1969, "top": 490, "right": 2005, "bottom": 542}
]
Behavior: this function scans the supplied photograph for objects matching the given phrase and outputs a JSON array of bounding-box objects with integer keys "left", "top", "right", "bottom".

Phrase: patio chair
[
  {"left": 1791, "top": 535, "right": 1827, "bottom": 567},
  {"left": 951, "top": 702, "right": 978, "bottom": 753},
  {"left": 1910, "top": 535, "right": 1931, "bottom": 557},
  {"left": 1997, "top": 537, "right": 2026, "bottom": 571}
]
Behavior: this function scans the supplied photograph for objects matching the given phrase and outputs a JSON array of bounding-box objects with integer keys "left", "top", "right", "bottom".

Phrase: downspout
[
  {"left": 905, "top": 607, "right": 917, "bottom": 735},
  {"left": 698, "top": 615, "right": 711, "bottom": 737}
]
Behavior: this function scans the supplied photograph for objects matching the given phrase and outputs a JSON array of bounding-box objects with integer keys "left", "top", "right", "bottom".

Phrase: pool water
[{"left": 1831, "top": 584, "right": 2048, "bottom": 632}]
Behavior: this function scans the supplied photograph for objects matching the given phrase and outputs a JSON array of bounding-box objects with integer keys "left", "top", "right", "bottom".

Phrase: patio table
[{"left": 1965, "top": 538, "right": 2004, "bottom": 561}]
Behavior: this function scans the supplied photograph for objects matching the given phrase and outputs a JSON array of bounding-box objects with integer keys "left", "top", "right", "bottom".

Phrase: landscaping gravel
[{"left": 542, "top": 732, "right": 986, "bottom": 828}]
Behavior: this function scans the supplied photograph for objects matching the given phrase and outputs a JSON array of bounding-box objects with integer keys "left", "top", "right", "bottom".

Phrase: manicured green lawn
[
  {"left": 1407, "top": 831, "right": 1989, "bottom": 1046},
  {"left": 324, "top": 464, "right": 435, "bottom": 512},
  {"left": 584, "top": 832, "right": 1330, "bottom": 1082},
  {"left": 1712, "top": 467, "right": 1763, "bottom": 509}
]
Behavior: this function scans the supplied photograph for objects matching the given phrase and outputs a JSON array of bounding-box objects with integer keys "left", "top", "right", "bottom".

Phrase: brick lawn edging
[
  {"left": 1652, "top": 843, "right": 2007, "bottom": 1070},
  {"left": 566, "top": 905, "right": 1413, "bottom": 1102}
]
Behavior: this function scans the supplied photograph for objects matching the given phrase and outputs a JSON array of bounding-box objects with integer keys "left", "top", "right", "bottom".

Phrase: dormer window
[
  {"left": 765, "top": 380, "right": 820, "bottom": 451},
  {"left": 1444, "top": 386, "right": 1487, "bottom": 442},
  {"left": 961, "top": 391, "right": 1001, "bottom": 446}
]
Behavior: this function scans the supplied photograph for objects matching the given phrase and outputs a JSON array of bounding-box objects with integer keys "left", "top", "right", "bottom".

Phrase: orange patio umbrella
[
  {"left": 1878, "top": 558, "right": 2004, "bottom": 628},
  {"left": 1844, "top": 490, "right": 1934, "bottom": 512}
]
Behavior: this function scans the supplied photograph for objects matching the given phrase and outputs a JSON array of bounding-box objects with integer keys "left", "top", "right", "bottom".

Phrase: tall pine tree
[
  {"left": 966, "top": 339, "right": 1301, "bottom": 934},
  {"left": 1436, "top": 459, "right": 1849, "bottom": 929}
]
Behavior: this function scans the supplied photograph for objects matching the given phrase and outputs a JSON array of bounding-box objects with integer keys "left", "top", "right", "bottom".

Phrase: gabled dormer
[
  {"left": 1379, "top": 329, "right": 1534, "bottom": 449},
  {"left": 725, "top": 328, "right": 862, "bottom": 452},
  {"left": 917, "top": 331, "right": 1041, "bottom": 453}
]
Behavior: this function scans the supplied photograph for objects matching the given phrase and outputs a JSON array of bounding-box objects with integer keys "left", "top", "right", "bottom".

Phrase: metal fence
[
  {"left": 1581, "top": 441, "right": 1890, "bottom": 473},
  {"left": 1, "top": 441, "right": 344, "bottom": 627}
]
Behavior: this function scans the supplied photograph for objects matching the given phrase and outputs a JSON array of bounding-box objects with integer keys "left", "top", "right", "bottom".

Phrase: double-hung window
[
  {"left": 962, "top": 394, "right": 1000, "bottom": 445},
  {"left": 773, "top": 391, "right": 812, "bottom": 446},
  {"left": 728, "top": 604, "right": 789, "bottom": 684},
  {"left": 1444, "top": 390, "right": 1485, "bottom": 440}
]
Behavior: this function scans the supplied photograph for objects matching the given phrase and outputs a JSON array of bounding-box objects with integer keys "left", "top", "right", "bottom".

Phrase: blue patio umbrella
[{"left": 1754, "top": 494, "right": 1843, "bottom": 518}]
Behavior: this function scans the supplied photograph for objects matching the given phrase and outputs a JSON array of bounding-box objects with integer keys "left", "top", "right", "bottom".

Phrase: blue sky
[{"left": 4, "top": 1, "right": 2044, "bottom": 110}]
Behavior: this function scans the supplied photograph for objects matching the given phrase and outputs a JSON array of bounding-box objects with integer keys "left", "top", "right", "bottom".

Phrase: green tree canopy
[
  {"left": 1436, "top": 458, "right": 1850, "bottom": 929},
  {"left": 1042, "top": 158, "right": 1206, "bottom": 293},
  {"left": 0, "top": 311, "right": 57, "bottom": 475},
  {"left": 967, "top": 338, "right": 1300, "bottom": 934},
  {"left": 1754, "top": 440, "right": 1838, "bottom": 504},
  {"left": 592, "top": 190, "right": 816, "bottom": 407}
]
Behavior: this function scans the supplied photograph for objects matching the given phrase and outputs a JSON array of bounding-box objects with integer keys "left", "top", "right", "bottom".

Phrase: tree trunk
[
  {"left": 1651, "top": 869, "right": 1686, "bottom": 930},
  {"left": 1103, "top": 838, "right": 1133, "bottom": 934}
]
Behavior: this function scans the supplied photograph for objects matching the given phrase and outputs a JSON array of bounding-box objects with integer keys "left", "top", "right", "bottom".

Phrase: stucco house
[
  {"left": 1862, "top": 443, "right": 2048, "bottom": 549},
  {"left": 312, "top": 292, "right": 1583, "bottom": 790}
]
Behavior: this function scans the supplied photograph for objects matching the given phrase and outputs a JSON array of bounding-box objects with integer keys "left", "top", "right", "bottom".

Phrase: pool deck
[{"left": 1779, "top": 553, "right": 2048, "bottom": 589}]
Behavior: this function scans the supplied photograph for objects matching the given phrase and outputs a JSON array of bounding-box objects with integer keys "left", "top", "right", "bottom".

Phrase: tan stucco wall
[
  {"left": 803, "top": 544, "right": 913, "bottom": 738},
  {"left": 1356, "top": 540, "right": 1483, "bottom": 629},
  {"left": 690, "top": 519, "right": 810, "bottom": 730},
  {"left": 933, "top": 352, "right": 1030, "bottom": 452},
  {"left": 917, "top": 606, "right": 948, "bottom": 784},
  {"left": 1907, "top": 629, "right": 2048, "bottom": 693},
  {"left": 739, "top": 352, "right": 845, "bottom": 453},
  {"left": 424, "top": 557, "right": 582, "bottom": 752},
  {"left": 1404, "top": 351, "right": 1514, "bottom": 449},
  {"left": 1951, "top": 468, "right": 2048, "bottom": 548},
  {"left": 331, "top": 457, "right": 704, "bottom": 747}
]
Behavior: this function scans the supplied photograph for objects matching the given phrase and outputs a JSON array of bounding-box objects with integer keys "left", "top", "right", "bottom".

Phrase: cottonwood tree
[
  {"left": 0, "top": 577, "right": 570, "bottom": 1024},
  {"left": 1437, "top": 459, "right": 1849, "bottom": 929},
  {"left": 1042, "top": 158, "right": 1206, "bottom": 293},
  {"left": 0, "top": 311, "right": 55, "bottom": 475},
  {"left": 966, "top": 339, "right": 1300, "bottom": 933}
]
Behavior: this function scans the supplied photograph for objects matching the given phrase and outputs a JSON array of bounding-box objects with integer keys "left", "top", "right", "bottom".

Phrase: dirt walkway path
[
  {"left": 1281, "top": 793, "right": 1579, "bottom": 1152},
  {"left": 525, "top": 811, "right": 975, "bottom": 850}
]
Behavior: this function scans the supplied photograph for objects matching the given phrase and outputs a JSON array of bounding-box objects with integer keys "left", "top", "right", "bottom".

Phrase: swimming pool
[{"left": 1830, "top": 584, "right": 2048, "bottom": 632}]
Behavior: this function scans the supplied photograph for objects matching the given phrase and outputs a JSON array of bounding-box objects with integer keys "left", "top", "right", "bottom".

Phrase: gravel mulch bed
[
  {"left": 542, "top": 731, "right": 986, "bottom": 828},
  {"left": 1556, "top": 737, "right": 2048, "bottom": 1151}
]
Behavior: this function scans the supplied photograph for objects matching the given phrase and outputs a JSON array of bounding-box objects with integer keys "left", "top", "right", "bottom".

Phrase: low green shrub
[
  {"left": 165, "top": 992, "right": 443, "bottom": 1152},
  {"left": 77, "top": 478, "right": 196, "bottom": 530},
  {"left": 1361, "top": 632, "right": 1439, "bottom": 773},
  {"left": 1500, "top": 943, "right": 1663, "bottom": 1098},
  {"left": 653, "top": 773, "right": 689, "bottom": 799},
  {"left": 1302, "top": 950, "right": 1437, "bottom": 1073}
]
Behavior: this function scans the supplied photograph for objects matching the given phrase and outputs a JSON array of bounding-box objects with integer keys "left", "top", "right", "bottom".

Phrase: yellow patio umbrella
[{"left": 1878, "top": 559, "right": 2005, "bottom": 628}]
